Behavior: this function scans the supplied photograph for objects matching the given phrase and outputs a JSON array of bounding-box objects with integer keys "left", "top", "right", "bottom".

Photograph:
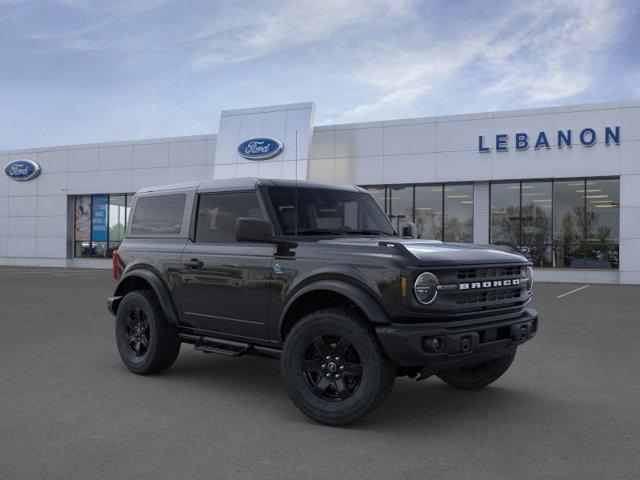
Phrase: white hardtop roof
[{"left": 135, "top": 177, "right": 364, "bottom": 195}]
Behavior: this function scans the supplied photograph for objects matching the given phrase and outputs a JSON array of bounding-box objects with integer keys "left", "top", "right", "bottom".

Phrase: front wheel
[
  {"left": 115, "top": 290, "right": 181, "bottom": 375},
  {"left": 281, "top": 308, "right": 396, "bottom": 426},
  {"left": 437, "top": 352, "right": 516, "bottom": 389}
]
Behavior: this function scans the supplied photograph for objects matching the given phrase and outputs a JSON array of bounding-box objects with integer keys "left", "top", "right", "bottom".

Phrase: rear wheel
[
  {"left": 115, "top": 290, "right": 181, "bottom": 375},
  {"left": 281, "top": 308, "right": 396, "bottom": 426},
  {"left": 437, "top": 352, "right": 516, "bottom": 389}
]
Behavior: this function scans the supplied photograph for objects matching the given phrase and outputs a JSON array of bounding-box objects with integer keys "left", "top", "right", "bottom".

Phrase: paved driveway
[{"left": 1, "top": 267, "right": 639, "bottom": 479}]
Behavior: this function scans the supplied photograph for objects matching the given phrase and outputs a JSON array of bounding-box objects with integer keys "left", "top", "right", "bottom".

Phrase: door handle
[{"left": 184, "top": 258, "right": 204, "bottom": 269}]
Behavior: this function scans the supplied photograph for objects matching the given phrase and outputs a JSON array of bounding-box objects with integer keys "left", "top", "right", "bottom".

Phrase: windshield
[{"left": 268, "top": 186, "right": 396, "bottom": 236}]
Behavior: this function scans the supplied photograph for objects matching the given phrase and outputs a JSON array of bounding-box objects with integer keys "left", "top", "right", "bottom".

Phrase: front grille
[
  {"left": 457, "top": 287, "right": 522, "bottom": 305},
  {"left": 457, "top": 265, "right": 523, "bottom": 281}
]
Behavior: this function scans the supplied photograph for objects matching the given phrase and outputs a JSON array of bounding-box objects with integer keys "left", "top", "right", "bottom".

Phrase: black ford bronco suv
[{"left": 108, "top": 178, "right": 538, "bottom": 425}]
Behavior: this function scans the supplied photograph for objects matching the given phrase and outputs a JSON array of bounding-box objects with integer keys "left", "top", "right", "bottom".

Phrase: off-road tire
[
  {"left": 115, "top": 290, "right": 181, "bottom": 375},
  {"left": 281, "top": 308, "right": 396, "bottom": 426},
  {"left": 437, "top": 352, "right": 516, "bottom": 389}
]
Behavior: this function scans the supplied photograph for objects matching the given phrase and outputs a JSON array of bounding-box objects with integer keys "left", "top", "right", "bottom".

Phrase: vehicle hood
[{"left": 316, "top": 237, "right": 528, "bottom": 266}]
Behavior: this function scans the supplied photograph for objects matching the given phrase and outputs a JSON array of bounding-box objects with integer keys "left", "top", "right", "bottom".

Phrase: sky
[{"left": 1, "top": 0, "right": 639, "bottom": 150}]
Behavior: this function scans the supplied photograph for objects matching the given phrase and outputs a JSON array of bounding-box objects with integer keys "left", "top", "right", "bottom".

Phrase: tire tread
[
  {"left": 116, "top": 289, "right": 180, "bottom": 375},
  {"left": 282, "top": 307, "right": 395, "bottom": 426}
]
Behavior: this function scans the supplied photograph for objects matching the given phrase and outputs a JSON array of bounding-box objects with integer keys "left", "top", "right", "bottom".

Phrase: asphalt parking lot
[{"left": 1, "top": 267, "right": 639, "bottom": 480}]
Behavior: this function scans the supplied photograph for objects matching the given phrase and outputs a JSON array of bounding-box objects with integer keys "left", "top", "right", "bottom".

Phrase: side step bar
[
  {"left": 194, "top": 342, "right": 250, "bottom": 357},
  {"left": 178, "top": 333, "right": 281, "bottom": 359}
]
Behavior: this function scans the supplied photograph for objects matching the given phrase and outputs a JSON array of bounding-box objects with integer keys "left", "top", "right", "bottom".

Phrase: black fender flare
[
  {"left": 112, "top": 268, "right": 179, "bottom": 325},
  {"left": 279, "top": 279, "right": 390, "bottom": 333}
]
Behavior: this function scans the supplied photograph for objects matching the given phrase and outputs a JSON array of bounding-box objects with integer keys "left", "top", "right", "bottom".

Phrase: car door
[{"left": 179, "top": 190, "right": 275, "bottom": 339}]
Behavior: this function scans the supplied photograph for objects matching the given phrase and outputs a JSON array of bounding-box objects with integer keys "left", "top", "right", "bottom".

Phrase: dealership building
[{"left": 1, "top": 100, "right": 639, "bottom": 284}]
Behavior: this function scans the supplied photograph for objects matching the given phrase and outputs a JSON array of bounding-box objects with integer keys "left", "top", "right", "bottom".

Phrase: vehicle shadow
[{"left": 149, "top": 349, "right": 557, "bottom": 431}]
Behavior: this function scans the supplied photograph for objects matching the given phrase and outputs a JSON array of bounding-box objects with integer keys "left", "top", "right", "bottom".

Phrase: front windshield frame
[{"left": 264, "top": 186, "right": 396, "bottom": 237}]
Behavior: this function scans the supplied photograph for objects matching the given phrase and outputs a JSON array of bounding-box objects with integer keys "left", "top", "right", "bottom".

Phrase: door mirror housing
[{"left": 236, "top": 218, "right": 274, "bottom": 243}]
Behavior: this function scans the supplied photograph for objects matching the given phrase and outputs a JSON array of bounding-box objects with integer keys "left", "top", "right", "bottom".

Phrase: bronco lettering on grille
[{"left": 459, "top": 278, "right": 521, "bottom": 290}]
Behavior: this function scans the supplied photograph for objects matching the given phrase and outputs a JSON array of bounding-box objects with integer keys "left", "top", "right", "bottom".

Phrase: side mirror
[
  {"left": 236, "top": 218, "right": 274, "bottom": 243},
  {"left": 401, "top": 221, "right": 417, "bottom": 238}
]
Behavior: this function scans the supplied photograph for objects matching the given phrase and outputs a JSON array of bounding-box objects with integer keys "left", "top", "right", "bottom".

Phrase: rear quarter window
[{"left": 129, "top": 194, "right": 186, "bottom": 235}]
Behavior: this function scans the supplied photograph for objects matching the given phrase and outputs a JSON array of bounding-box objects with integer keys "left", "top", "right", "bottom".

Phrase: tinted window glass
[
  {"left": 195, "top": 192, "right": 264, "bottom": 243},
  {"left": 491, "top": 183, "right": 520, "bottom": 245},
  {"left": 553, "top": 180, "right": 585, "bottom": 267},
  {"left": 130, "top": 194, "right": 186, "bottom": 235},
  {"left": 490, "top": 178, "right": 620, "bottom": 269},
  {"left": 553, "top": 180, "right": 586, "bottom": 245},
  {"left": 585, "top": 178, "right": 619, "bottom": 269},
  {"left": 585, "top": 178, "right": 619, "bottom": 244},
  {"left": 414, "top": 185, "right": 442, "bottom": 240},
  {"left": 74, "top": 195, "right": 92, "bottom": 258},
  {"left": 388, "top": 186, "right": 413, "bottom": 232},
  {"left": 444, "top": 184, "right": 473, "bottom": 243},
  {"left": 365, "top": 186, "right": 386, "bottom": 213},
  {"left": 521, "top": 181, "right": 552, "bottom": 266},
  {"left": 268, "top": 187, "right": 395, "bottom": 236}
]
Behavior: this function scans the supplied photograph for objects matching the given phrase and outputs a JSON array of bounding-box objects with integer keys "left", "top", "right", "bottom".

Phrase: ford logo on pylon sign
[
  {"left": 4, "top": 159, "right": 41, "bottom": 181},
  {"left": 237, "top": 137, "right": 283, "bottom": 160}
]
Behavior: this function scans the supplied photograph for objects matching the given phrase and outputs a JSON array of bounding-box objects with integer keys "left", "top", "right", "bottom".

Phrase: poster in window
[
  {"left": 92, "top": 194, "right": 108, "bottom": 242},
  {"left": 75, "top": 196, "right": 91, "bottom": 241}
]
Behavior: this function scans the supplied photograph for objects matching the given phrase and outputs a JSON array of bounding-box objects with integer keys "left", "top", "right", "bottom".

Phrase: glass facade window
[
  {"left": 491, "top": 178, "right": 619, "bottom": 269},
  {"left": 388, "top": 185, "right": 413, "bottom": 232},
  {"left": 444, "top": 184, "right": 474, "bottom": 243},
  {"left": 364, "top": 183, "right": 474, "bottom": 242},
  {"left": 521, "top": 181, "right": 552, "bottom": 266},
  {"left": 414, "top": 185, "right": 443, "bottom": 240},
  {"left": 490, "top": 182, "right": 520, "bottom": 246},
  {"left": 74, "top": 193, "right": 134, "bottom": 258},
  {"left": 108, "top": 195, "right": 126, "bottom": 255},
  {"left": 74, "top": 196, "right": 92, "bottom": 257},
  {"left": 585, "top": 178, "right": 619, "bottom": 269},
  {"left": 553, "top": 180, "right": 586, "bottom": 268}
]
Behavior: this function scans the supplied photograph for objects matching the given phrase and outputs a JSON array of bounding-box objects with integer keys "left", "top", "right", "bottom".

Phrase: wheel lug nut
[
  {"left": 325, "top": 373, "right": 330, "bottom": 377},
  {"left": 326, "top": 356, "right": 331, "bottom": 361},
  {"left": 340, "top": 366, "right": 344, "bottom": 370},
  {"left": 321, "top": 364, "right": 326, "bottom": 369},
  {"left": 335, "top": 374, "right": 340, "bottom": 378},
  {"left": 335, "top": 357, "right": 339, "bottom": 361}
]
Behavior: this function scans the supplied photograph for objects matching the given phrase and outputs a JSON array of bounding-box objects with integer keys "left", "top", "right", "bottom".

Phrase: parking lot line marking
[{"left": 557, "top": 284, "right": 590, "bottom": 298}]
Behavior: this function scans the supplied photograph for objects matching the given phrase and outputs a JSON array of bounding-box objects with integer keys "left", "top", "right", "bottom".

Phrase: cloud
[
  {"left": 0, "top": 0, "right": 635, "bottom": 149},
  {"left": 481, "top": 0, "right": 622, "bottom": 104},
  {"left": 339, "top": 85, "right": 429, "bottom": 122},
  {"left": 334, "top": 0, "right": 626, "bottom": 122},
  {"left": 190, "top": 0, "right": 413, "bottom": 70},
  {"left": 337, "top": 36, "right": 495, "bottom": 121}
]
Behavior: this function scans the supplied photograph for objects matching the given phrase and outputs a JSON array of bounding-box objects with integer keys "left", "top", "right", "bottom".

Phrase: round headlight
[
  {"left": 414, "top": 272, "right": 440, "bottom": 305},
  {"left": 525, "top": 266, "right": 534, "bottom": 293}
]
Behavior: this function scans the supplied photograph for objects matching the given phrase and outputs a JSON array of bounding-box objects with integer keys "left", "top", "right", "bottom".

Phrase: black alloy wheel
[
  {"left": 302, "top": 335, "right": 363, "bottom": 401},
  {"left": 126, "top": 308, "right": 150, "bottom": 357},
  {"left": 281, "top": 308, "right": 396, "bottom": 426},
  {"left": 115, "top": 290, "right": 181, "bottom": 375}
]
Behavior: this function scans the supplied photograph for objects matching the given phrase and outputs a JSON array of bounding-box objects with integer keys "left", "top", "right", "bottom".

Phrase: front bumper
[{"left": 376, "top": 308, "right": 538, "bottom": 371}]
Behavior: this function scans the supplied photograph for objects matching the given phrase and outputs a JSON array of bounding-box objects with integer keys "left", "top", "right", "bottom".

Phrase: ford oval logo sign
[
  {"left": 237, "top": 137, "right": 283, "bottom": 160},
  {"left": 4, "top": 159, "right": 41, "bottom": 181}
]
